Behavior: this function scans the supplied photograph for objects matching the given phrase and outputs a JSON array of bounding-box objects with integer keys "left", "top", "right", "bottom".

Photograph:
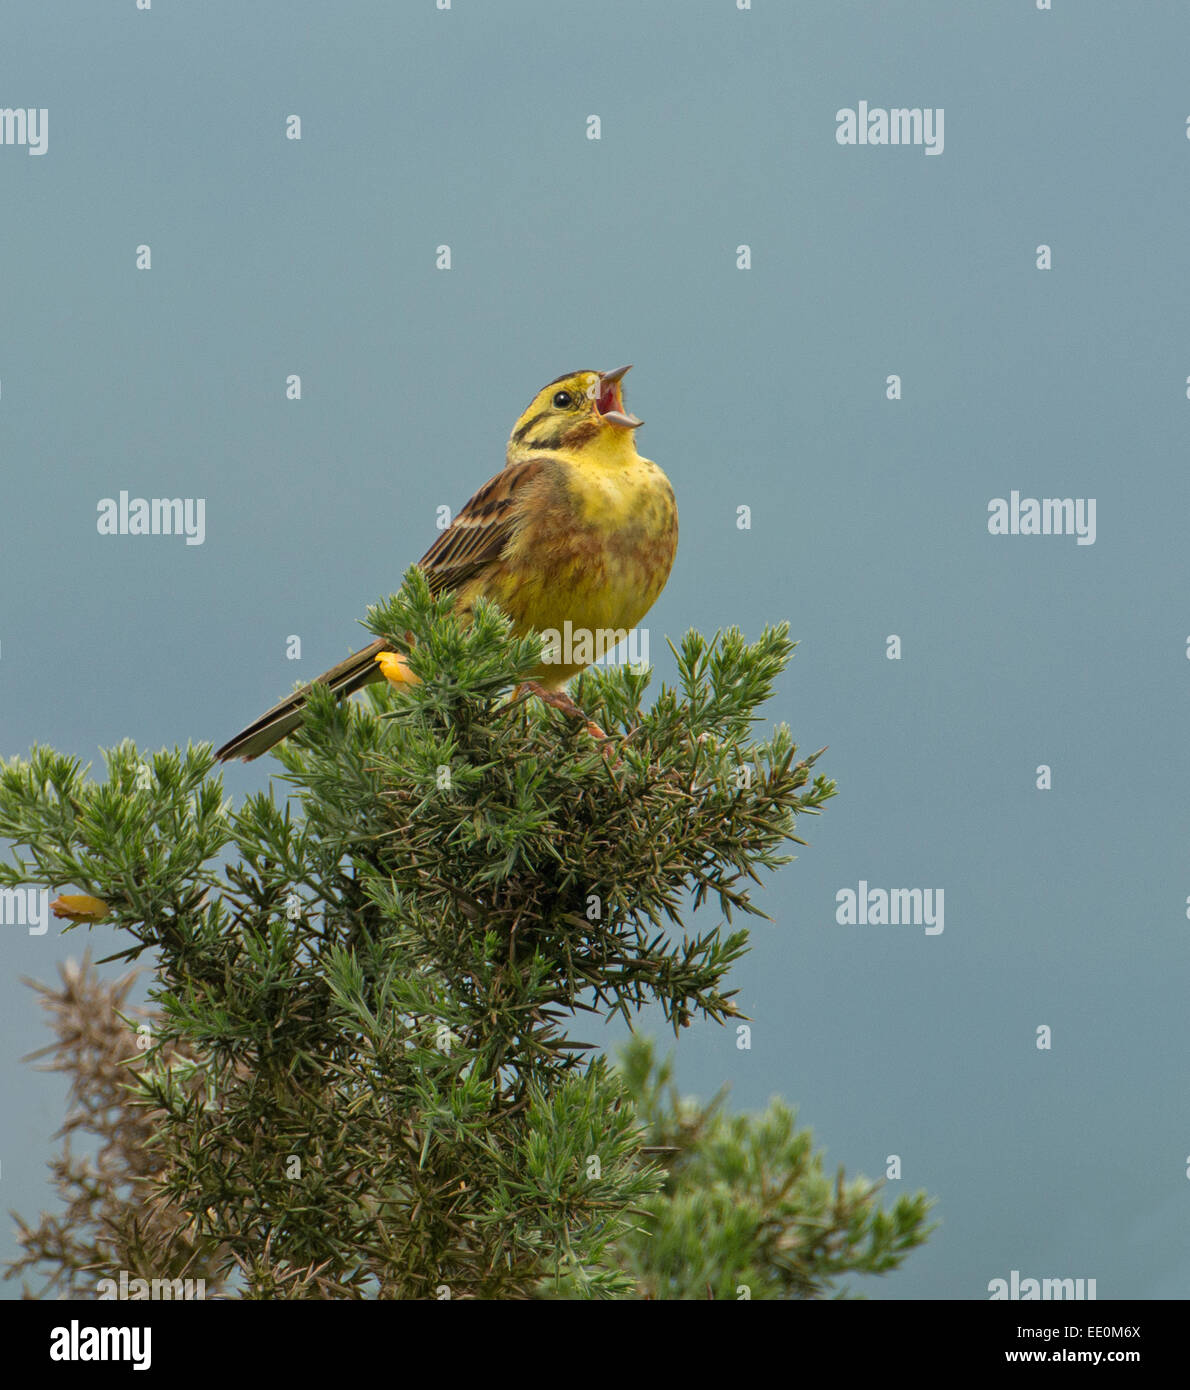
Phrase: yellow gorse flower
[{"left": 50, "top": 893, "right": 111, "bottom": 924}]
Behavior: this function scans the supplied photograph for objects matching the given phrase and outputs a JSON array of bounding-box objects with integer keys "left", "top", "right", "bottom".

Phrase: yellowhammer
[{"left": 215, "top": 366, "right": 678, "bottom": 762}]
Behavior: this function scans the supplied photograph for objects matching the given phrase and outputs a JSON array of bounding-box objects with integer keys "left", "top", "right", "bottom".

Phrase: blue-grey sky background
[{"left": 2, "top": 0, "right": 1188, "bottom": 1299}]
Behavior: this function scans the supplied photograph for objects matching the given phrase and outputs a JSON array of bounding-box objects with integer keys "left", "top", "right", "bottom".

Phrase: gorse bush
[{"left": 3, "top": 570, "right": 932, "bottom": 1298}]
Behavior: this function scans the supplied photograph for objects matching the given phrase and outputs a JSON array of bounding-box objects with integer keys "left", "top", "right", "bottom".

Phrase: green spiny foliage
[
  {"left": 607, "top": 1038, "right": 935, "bottom": 1300},
  {"left": 3, "top": 568, "right": 932, "bottom": 1298}
]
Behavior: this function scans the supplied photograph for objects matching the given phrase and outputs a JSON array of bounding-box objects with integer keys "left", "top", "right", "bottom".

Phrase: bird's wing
[
  {"left": 216, "top": 459, "right": 549, "bottom": 762},
  {"left": 417, "top": 456, "right": 546, "bottom": 596}
]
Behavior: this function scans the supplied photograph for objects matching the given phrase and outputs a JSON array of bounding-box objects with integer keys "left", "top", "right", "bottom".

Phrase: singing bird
[{"left": 215, "top": 366, "right": 678, "bottom": 762}]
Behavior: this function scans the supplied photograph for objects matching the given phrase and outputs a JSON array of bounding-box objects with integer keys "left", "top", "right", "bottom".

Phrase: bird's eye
[{"left": 552, "top": 391, "right": 573, "bottom": 409}]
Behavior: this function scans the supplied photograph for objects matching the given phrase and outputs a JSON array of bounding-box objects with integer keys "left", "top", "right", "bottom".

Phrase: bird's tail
[{"left": 215, "top": 638, "right": 414, "bottom": 762}]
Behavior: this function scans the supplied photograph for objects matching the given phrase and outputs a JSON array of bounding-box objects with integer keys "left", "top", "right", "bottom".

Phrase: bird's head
[{"left": 507, "top": 366, "right": 643, "bottom": 460}]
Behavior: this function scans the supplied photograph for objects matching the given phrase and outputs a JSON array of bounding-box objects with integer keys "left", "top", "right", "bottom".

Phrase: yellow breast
[{"left": 466, "top": 450, "right": 678, "bottom": 684}]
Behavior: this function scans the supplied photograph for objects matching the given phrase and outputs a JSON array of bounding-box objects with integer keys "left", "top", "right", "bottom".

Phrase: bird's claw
[{"left": 516, "top": 682, "right": 621, "bottom": 763}]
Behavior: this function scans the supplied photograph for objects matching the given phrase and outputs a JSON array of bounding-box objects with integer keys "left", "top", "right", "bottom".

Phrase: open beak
[{"left": 595, "top": 364, "right": 642, "bottom": 428}]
